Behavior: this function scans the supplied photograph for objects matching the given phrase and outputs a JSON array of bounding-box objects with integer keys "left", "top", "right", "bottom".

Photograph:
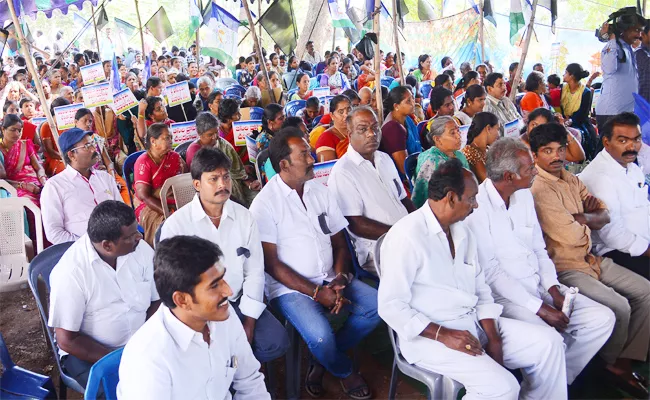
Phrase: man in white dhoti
[
  {"left": 466, "top": 137, "right": 615, "bottom": 386},
  {"left": 379, "top": 158, "right": 568, "bottom": 400}
]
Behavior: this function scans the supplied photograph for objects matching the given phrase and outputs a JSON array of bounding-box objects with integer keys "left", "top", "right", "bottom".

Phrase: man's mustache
[
  {"left": 215, "top": 189, "right": 230, "bottom": 196},
  {"left": 622, "top": 151, "right": 638, "bottom": 157}
]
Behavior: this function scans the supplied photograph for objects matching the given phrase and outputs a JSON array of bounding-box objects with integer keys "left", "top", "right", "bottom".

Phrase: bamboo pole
[
  {"left": 242, "top": 0, "right": 276, "bottom": 103},
  {"left": 509, "top": 0, "right": 538, "bottom": 102},
  {"left": 196, "top": 30, "right": 201, "bottom": 65},
  {"left": 6, "top": 0, "right": 64, "bottom": 164},
  {"left": 373, "top": 0, "right": 383, "bottom": 118},
  {"left": 91, "top": 5, "right": 102, "bottom": 58},
  {"left": 479, "top": 0, "right": 485, "bottom": 62},
  {"left": 258, "top": 0, "right": 263, "bottom": 44},
  {"left": 134, "top": 0, "right": 146, "bottom": 61},
  {"left": 391, "top": 0, "right": 405, "bottom": 85},
  {"left": 331, "top": 28, "right": 336, "bottom": 52}
]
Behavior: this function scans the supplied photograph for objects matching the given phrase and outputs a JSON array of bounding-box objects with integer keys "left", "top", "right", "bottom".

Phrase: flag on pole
[
  {"left": 96, "top": 6, "right": 109, "bottom": 31},
  {"left": 509, "top": 0, "right": 525, "bottom": 44},
  {"left": 189, "top": 0, "right": 202, "bottom": 36},
  {"left": 144, "top": 7, "right": 175, "bottom": 43},
  {"left": 466, "top": 0, "right": 479, "bottom": 14},
  {"left": 484, "top": 0, "right": 496, "bottom": 26},
  {"left": 328, "top": 0, "right": 356, "bottom": 29},
  {"left": 238, "top": 0, "right": 256, "bottom": 26},
  {"left": 201, "top": 2, "right": 239, "bottom": 65},
  {"left": 526, "top": 0, "right": 556, "bottom": 33},
  {"left": 142, "top": 56, "right": 151, "bottom": 83},
  {"left": 260, "top": 0, "right": 298, "bottom": 56},
  {"left": 111, "top": 53, "right": 121, "bottom": 92},
  {"left": 114, "top": 17, "right": 137, "bottom": 37}
]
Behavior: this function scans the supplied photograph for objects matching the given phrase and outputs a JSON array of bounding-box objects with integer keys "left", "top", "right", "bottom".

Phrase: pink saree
[{"left": 1, "top": 140, "right": 41, "bottom": 206}]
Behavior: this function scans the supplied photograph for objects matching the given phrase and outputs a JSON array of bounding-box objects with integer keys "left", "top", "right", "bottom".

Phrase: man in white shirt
[
  {"left": 41, "top": 128, "right": 121, "bottom": 244},
  {"left": 118, "top": 235, "right": 270, "bottom": 400},
  {"left": 579, "top": 112, "right": 650, "bottom": 280},
  {"left": 380, "top": 158, "right": 567, "bottom": 399},
  {"left": 466, "top": 138, "right": 615, "bottom": 386},
  {"left": 49, "top": 201, "right": 160, "bottom": 389},
  {"left": 329, "top": 107, "right": 415, "bottom": 275},
  {"left": 160, "top": 147, "right": 289, "bottom": 362},
  {"left": 250, "top": 128, "right": 381, "bottom": 399},
  {"left": 303, "top": 40, "right": 324, "bottom": 66},
  {"left": 130, "top": 52, "right": 145, "bottom": 71}
]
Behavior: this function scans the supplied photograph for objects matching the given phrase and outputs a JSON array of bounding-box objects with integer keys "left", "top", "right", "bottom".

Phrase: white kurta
[
  {"left": 379, "top": 204, "right": 568, "bottom": 400},
  {"left": 467, "top": 179, "right": 615, "bottom": 383}
]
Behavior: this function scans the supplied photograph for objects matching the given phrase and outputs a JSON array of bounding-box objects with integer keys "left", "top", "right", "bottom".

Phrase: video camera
[{"left": 595, "top": 6, "right": 648, "bottom": 43}]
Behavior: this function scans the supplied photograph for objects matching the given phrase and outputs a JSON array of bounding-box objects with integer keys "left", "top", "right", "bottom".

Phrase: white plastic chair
[
  {"left": 374, "top": 234, "right": 464, "bottom": 400},
  {"left": 160, "top": 173, "right": 195, "bottom": 219},
  {"left": 0, "top": 197, "right": 43, "bottom": 293},
  {"left": 0, "top": 179, "right": 17, "bottom": 197}
]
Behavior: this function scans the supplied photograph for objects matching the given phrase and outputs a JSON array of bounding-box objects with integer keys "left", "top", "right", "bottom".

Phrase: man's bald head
[{"left": 358, "top": 87, "right": 372, "bottom": 105}]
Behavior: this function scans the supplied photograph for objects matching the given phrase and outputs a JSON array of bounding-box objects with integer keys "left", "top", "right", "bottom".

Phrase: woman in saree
[
  {"left": 381, "top": 86, "right": 420, "bottom": 178},
  {"left": 74, "top": 108, "right": 131, "bottom": 205},
  {"left": 218, "top": 98, "right": 249, "bottom": 164},
  {"left": 40, "top": 97, "right": 70, "bottom": 176},
  {"left": 314, "top": 95, "right": 351, "bottom": 162},
  {"left": 319, "top": 56, "right": 350, "bottom": 95},
  {"left": 135, "top": 96, "right": 175, "bottom": 147},
  {"left": 561, "top": 63, "right": 598, "bottom": 160},
  {"left": 133, "top": 123, "right": 187, "bottom": 246},
  {"left": 0, "top": 114, "right": 47, "bottom": 206}
]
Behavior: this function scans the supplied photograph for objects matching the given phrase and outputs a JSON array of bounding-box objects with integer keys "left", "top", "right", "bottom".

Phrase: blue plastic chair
[
  {"left": 312, "top": 115, "right": 323, "bottom": 128},
  {"left": 27, "top": 242, "right": 84, "bottom": 399},
  {"left": 224, "top": 93, "right": 242, "bottom": 100},
  {"left": 224, "top": 85, "right": 246, "bottom": 98},
  {"left": 84, "top": 348, "right": 124, "bottom": 400},
  {"left": 0, "top": 332, "right": 55, "bottom": 399},
  {"left": 308, "top": 77, "right": 319, "bottom": 90},
  {"left": 122, "top": 150, "right": 145, "bottom": 209},
  {"left": 287, "top": 88, "right": 298, "bottom": 100},
  {"left": 352, "top": 78, "right": 358, "bottom": 91},
  {"left": 249, "top": 107, "right": 264, "bottom": 120},
  {"left": 343, "top": 230, "right": 379, "bottom": 284},
  {"left": 381, "top": 76, "right": 395, "bottom": 87},
  {"left": 404, "top": 152, "right": 420, "bottom": 192},
  {"left": 174, "top": 140, "right": 194, "bottom": 163},
  {"left": 285, "top": 100, "right": 306, "bottom": 117},
  {"left": 420, "top": 81, "right": 433, "bottom": 99}
]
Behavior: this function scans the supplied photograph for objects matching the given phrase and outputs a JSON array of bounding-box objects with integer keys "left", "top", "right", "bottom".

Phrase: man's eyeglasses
[{"left": 70, "top": 142, "right": 96, "bottom": 152}]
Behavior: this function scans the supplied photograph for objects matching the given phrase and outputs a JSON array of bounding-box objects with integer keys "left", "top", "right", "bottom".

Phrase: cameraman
[{"left": 595, "top": 10, "right": 646, "bottom": 129}]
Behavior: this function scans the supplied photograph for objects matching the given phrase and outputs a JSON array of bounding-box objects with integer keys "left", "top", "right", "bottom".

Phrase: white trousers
[
  {"left": 412, "top": 317, "right": 567, "bottom": 400},
  {"left": 499, "top": 290, "right": 615, "bottom": 384}
]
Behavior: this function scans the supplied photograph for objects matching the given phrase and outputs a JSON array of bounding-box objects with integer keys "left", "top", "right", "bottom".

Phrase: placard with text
[
  {"left": 171, "top": 121, "right": 198, "bottom": 146},
  {"left": 82, "top": 82, "right": 114, "bottom": 108},
  {"left": 53, "top": 103, "right": 85, "bottom": 130},
  {"left": 79, "top": 62, "right": 106, "bottom": 85},
  {"left": 164, "top": 81, "right": 192, "bottom": 107},
  {"left": 233, "top": 120, "right": 262, "bottom": 147}
]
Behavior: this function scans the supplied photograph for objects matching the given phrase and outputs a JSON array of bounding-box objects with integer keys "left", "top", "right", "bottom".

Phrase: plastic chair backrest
[
  {"left": 420, "top": 81, "right": 433, "bottom": 99},
  {"left": 285, "top": 100, "right": 307, "bottom": 117},
  {"left": 404, "top": 152, "right": 420, "bottom": 191},
  {"left": 214, "top": 78, "right": 238, "bottom": 90},
  {"left": 287, "top": 88, "right": 298, "bottom": 100},
  {"left": 160, "top": 173, "right": 195, "bottom": 218},
  {"left": 381, "top": 76, "right": 395, "bottom": 87},
  {"left": 0, "top": 332, "right": 14, "bottom": 369},
  {"left": 343, "top": 230, "right": 378, "bottom": 283},
  {"left": 312, "top": 115, "right": 323, "bottom": 128},
  {"left": 0, "top": 197, "right": 43, "bottom": 292},
  {"left": 84, "top": 348, "right": 124, "bottom": 400},
  {"left": 174, "top": 140, "right": 193, "bottom": 163},
  {"left": 515, "top": 92, "right": 525, "bottom": 114},
  {"left": 27, "top": 242, "right": 85, "bottom": 395},
  {"left": 224, "top": 94, "right": 242, "bottom": 100},
  {"left": 352, "top": 79, "right": 358, "bottom": 91},
  {"left": 249, "top": 107, "right": 264, "bottom": 120},
  {"left": 0, "top": 179, "right": 17, "bottom": 197},
  {"left": 122, "top": 150, "right": 145, "bottom": 209},
  {"left": 225, "top": 85, "right": 246, "bottom": 97}
]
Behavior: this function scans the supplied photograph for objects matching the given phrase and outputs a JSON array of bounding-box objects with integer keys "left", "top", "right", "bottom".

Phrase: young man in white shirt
[
  {"left": 41, "top": 127, "right": 121, "bottom": 244},
  {"left": 250, "top": 128, "right": 381, "bottom": 400},
  {"left": 579, "top": 112, "right": 650, "bottom": 280},
  {"left": 466, "top": 138, "right": 615, "bottom": 387},
  {"left": 48, "top": 201, "right": 160, "bottom": 389},
  {"left": 328, "top": 106, "right": 415, "bottom": 275},
  {"left": 380, "top": 158, "right": 568, "bottom": 399},
  {"left": 303, "top": 41, "right": 323, "bottom": 66},
  {"left": 118, "top": 235, "right": 270, "bottom": 400},
  {"left": 160, "top": 146, "right": 289, "bottom": 363}
]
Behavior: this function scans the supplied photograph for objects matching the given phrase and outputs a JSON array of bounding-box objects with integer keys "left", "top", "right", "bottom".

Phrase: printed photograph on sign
[
  {"left": 112, "top": 88, "right": 139, "bottom": 115},
  {"left": 245, "top": 135, "right": 258, "bottom": 164},
  {"left": 165, "top": 81, "right": 192, "bottom": 107},
  {"left": 313, "top": 160, "right": 337, "bottom": 186},
  {"left": 79, "top": 62, "right": 106, "bottom": 85},
  {"left": 54, "top": 103, "right": 85, "bottom": 130},
  {"left": 81, "top": 82, "right": 114, "bottom": 108},
  {"left": 170, "top": 121, "right": 198, "bottom": 146},
  {"left": 233, "top": 120, "right": 262, "bottom": 147}
]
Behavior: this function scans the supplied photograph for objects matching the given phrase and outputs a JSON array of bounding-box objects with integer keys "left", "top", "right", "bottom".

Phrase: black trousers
[{"left": 602, "top": 250, "right": 650, "bottom": 280}]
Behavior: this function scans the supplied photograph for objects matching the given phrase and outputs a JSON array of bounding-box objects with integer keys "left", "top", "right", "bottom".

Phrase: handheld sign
[
  {"left": 459, "top": 124, "right": 470, "bottom": 149},
  {"left": 165, "top": 81, "right": 192, "bottom": 107},
  {"left": 112, "top": 88, "right": 139, "bottom": 115},
  {"left": 79, "top": 62, "right": 106, "bottom": 85},
  {"left": 245, "top": 135, "right": 258, "bottom": 164},
  {"left": 504, "top": 119, "right": 523, "bottom": 138},
  {"left": 233, "top": 120, "right": 262, "bottom": 147},
  {"left": 455, "top": 92, "right": 465, "bottom": 110},
  {"left": 53, "top": 103, "right": 85, "bottom": 130},
  {"left": 312, "top": 87, "right": 330, "bottom": 98},
  {"left": 82, "top": 82, "right": 114, "bottom": 108},
  {"left": 320, "top": 95, "right": 335, "bottom": 114},
  {"left": 170, "top": 120, "right": 198, "bottom": 146},
  {"left": 591, "top": 88, "right": 601, "bottom": 112},
  {"left": 31, "top": 117, "right": 47, "bottom": 127},
  {"left": 313, "top": 160, "right": 337, "bottom": 186}
]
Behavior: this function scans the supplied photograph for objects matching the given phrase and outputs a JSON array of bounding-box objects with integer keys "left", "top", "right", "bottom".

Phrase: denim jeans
[
  {"left": 231, "top": 299, "right": 291, "bottom": 362},
  {"left": 271, "top": 278, "right": 380, "bottom": 378}
]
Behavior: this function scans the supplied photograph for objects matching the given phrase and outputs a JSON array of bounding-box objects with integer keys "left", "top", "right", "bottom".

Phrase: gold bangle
[
  {"left": 312, "top": 285, "right": 321, "bottom": 300},
  {"left": 435, "top": 325, "right": 443, "bottom": 341}
]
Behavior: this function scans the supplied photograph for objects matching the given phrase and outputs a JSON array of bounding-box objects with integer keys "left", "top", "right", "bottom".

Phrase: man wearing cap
[{"left": 41, "top": 128, "right": 122, "bottom": 245}]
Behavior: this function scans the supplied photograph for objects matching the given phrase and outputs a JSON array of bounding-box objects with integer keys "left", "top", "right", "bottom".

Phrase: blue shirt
[{"left": 596, "top": 39, "right": 638, "bottom": 115}]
